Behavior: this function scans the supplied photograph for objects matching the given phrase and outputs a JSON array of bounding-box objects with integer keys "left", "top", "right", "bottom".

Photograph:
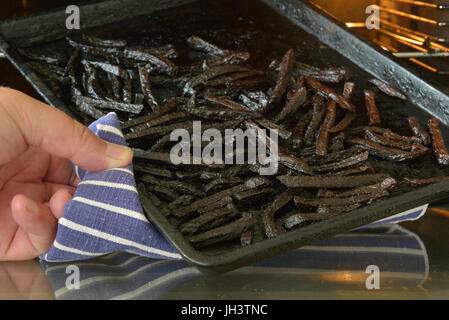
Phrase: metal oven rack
[{"left": 313, "top": 0, "right": 449, "bottom": 75}]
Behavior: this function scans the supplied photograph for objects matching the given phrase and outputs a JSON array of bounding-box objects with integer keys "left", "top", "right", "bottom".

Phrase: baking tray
[{"left": 1, "top": 0, "right": 449, "bottom": 273}]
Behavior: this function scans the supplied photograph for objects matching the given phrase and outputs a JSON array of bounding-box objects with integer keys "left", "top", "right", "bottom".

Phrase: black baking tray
[{"left": 2, "top": 0, "right": 449, "bottom": 273}]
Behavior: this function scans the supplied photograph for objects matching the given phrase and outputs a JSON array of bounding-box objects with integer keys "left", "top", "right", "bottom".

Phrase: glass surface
[{"left": 1, "top": 203, "right": 449, "bottom": 300}]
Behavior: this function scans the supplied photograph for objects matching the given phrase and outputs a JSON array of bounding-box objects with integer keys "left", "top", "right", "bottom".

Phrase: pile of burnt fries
[{"left": 18, "top": 34, "right": 449, "bottom": 249}]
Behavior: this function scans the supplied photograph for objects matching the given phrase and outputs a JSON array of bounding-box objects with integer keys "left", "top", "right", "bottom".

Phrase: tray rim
[{"left": 1, "top": 0, "right": 449, "bottom": 273}]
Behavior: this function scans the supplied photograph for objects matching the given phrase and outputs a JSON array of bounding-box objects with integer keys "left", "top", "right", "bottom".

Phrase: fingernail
[
  {"left": 24, "top": 198, "right": 39, "bottom": 214},
  {"left": 105, "top": 143, "right": 133, "bottom": 167}
]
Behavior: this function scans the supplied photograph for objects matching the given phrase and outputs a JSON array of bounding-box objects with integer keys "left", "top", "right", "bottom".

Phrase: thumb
[{"left": 0, "top": 88, "right": 132, "bottom": 172}]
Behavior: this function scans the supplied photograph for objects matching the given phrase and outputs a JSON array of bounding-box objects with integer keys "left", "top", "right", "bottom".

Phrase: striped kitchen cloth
[
  {"left": 40, "top": 112, "right": 426, "bottom": 262},
  {"left": 41, "top": 112, "right": 181, "bottom": 262}
]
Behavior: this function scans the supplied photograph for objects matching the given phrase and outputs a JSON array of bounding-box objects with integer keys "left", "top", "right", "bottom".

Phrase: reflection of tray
[{"left": 1, "top": 0, "right": 449, "bottom": 273}]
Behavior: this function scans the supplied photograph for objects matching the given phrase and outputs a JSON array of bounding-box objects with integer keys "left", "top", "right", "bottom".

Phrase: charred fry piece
[
  {"left": 364, "top": 130, "right": 428, "bottom": 152},
  {"left": 205, "top": 94, "right": 249, "bottom": 111},
  {"left": 144, "top": 44, "right": 178, "bottom": 59},
  {"left": 328, "top": 132, "right": 346, "bottom": 153},
  {"left": 180, "top": 204, "right": 239, "bottom": 236},
  {"left": 369, "top": 79, "right": 406, "bottom": 100},
  {"left": 303, "top": 147, "right": 362, "bottom": 166},
  {"left": 67, "top": 36, "right": 123, "bottom": 58},
  {"left": 121, "top": 98, "right": 182, "bottom": 129},
  {"left": 263, "top": 190, "right": 293, "bottom": 238},
  {"left": 123, "top": 47, "right": 177, "bottom": 75},
  {"left": 269, "top": 48, "right": 295, "bottom": 104},
  {"left": 404, "top": 176, "right": 449, "bottom": 187},
  {"left": 277, "top": 174, "right": 390, "bottom": 188},
  {"left": 318, "top": 177, "right": 397, "bottom": 198},
  {"left": 133, "top": 112, "right": 189, "bottom": 131},
  {"left": 184, "top": 106, "right": 258, "bottom": 121},
  {"left": 187, "top": 35, "right": 229, "bottom": 56},
  {"left": 408, "top": 117, "right": 431, "bottom": 146},
  {"left": 274, "top": 86, "right": 307, "bottom": 123},
  {"left": 428, "top": 118, "right": 449, "bottom": 166},
  {"left": 133, "top": 163, "right": 173, "bottom": 178},
  {"left": 107, "top": 73, "right": 122, "bottom": 100},
  {"left": 81, "top": 34, "right": 127, "bottom": 47},
  {"left": 139, "top": 174, "right": 205, "bottom": 196},
  {"left": 188, "top": 216, "right": 254, "bottom": 248},
  {"left": 329, "top": 113, "right": 356, "bottom": 133},
  {"left": 347, "top": 126, "right": 422, "bottom": 144},
  {"left": 174, "top": 177, "right": 271, "bottom": 218},
  {"left": 294, "top": 62, "right": 350, "bottom": 83},
  {"left": 346, "top": 137, "right": 428, "bottom": 162},
  {"left": 364, "top": 90, "right": 381, "bottom": 125},
  {"left": 74, "top": 97, "right": 107, "bottom": 119},
  {"left": 316, "top": 101, "right": 337, "bottom": 156},
  {"left": 138, "top": 65, "right": 159, "bottom": 111},
  {"left": 239, "top": 91, "right": 269, "bottom": 111},
  {"left": 168, "top": 195, "right": 196, "bottom": 210},
  {"left": 75, "top": 96, "right": 144, "bottom": 114},
  {"left": 294, "top": 190, "right": 389, "bottom": 209},
  {"left": 206, "top": 69, "right": 264, "bottom": 87},
  {"left": 253, "top": 118, "right": 292, "bottom": 140},
  {"left": 306, "top": 77, "right": 355, "bottom": 111},
  {"left": 122, "top": 76, "right": 133, "bottom": 104},
  {"left": 292, "top": 109, "right": 313, "bottom": 148},
  {"left": 88, "top": 61, "right": 129, "bottom": 78},
  {"left": 204, "top": 177, "right": 244, "bottom": 193},
  {"left": 233, "top": 188, "right": 274, "bottom": 204},
  {"left": 146, "top": 185, "right": 178, "bottom": 202},
  {"left": 311, "top": 151, "right": 369, "bottom": 173},
  {"left": 184, "top": 65, "right": 250, "bottom": 95},
  {"left": 304, "top": 94, "right": 326, "bottom": 146},
  {"left": 82, "top": 61, "right": 105, "bottom": 100},
  {"left": 197, "top": 196, "right": 234, "bottom": 214},
  {"left": 324, "top": 163, "right": 374, "bottom": 176},
  {"left": 278, "top": 153, "right": 313, "bottom": 175}
]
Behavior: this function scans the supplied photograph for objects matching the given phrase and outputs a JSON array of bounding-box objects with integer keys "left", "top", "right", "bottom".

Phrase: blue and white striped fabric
[
  {"left": 40, "top": 112, "right": 427, "bottom": 263},
  {"left": 41, "top": 112, "right": 181, "bottom": 262},
  {"left": 40, "top": 224, "right": 429, "bottom": 299}
]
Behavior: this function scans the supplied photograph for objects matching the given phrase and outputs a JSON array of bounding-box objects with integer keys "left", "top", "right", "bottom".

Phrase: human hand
[{"left": 0, "top": 88, "right": 133, "bottom": 261}]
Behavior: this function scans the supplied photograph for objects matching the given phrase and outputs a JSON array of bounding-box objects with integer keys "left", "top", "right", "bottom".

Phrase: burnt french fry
[
  {"left": 75, "top": 96, "right": 144, "bottom": 114},
  {"left": 408, "top": 117, "right": 431, "bottom": 146},
  {"left": 369, "top": 79, "right": 406, "bottom": 100},
  {"left": 187, "top": 35, "right": 229, "bottom": 56},
  {"left": 174, "top": 177, "right": 272, "bottom": 218},
  {"left": 311, "top": 151, "right": 369, "bottom": 173},
  {"left": 133, "top": 112, "right": 189, "bottom": 131},
  {"left": 306, "top": 77, "right": 355, "bottom": 111},
  {"left": 328, "top": 132, "right": 346, "bottom": 153},
  {"left": 294, "top": 62, "right": 350, "bottom": 83},
  {"left": 284, "top": 213, "right": 338, "bottom": 229},
  {"left": 253, "top": 118, "right": 292, "bottom": 140},
  {"left": 316, "top": 100, "right": 337, "bottom": 156},
  {"left": 277, "top": 174, "right": 390, "bottom": 188},
  {"left": 207, "top": 70, "right": 264, "bottom": 87},
  {"left": 317, "top": 177, "right": 397, "bottom": 198},
  {"left": 121, "top": 98, "right": 182, "bottom": 129},
  {"left": 274, "top": 85, "right": 307, "bottom": 123},
  {"left": 123, "top": 47, "right": 177, "bottom": 75},
  {"left": 323, "top": 163, "right": 374, "bottom": 176},
  {"left": 294, "top": 190, "right": 389, "bottom": 209},
  {"left": 364, "top": 130, "right": 428, "bottom": 152},
  {"left": 303, "top": 94, "right": 326, "bottom": 146},
  {"left": 139, "top": 174, "right": 205, "bottom": 196},
  {"left": 278, "top": 153, "right": 313, "bottom": 175},
  {"left": 364, "top": 90, "right": 381, "bottom": 126},
  {"left": 233, "top": 187, "right": 274, "bottom": 204},
  {"left": 346, "top": 137, "right": 429, "bottom": 162},
  {"left": 138, "top": 65, "right": 159, "bottom": 111},
  {"left": 168, "top": 195, "right": 196, "bottom": 210},
  {"left": 263, "top": 190, "right": 293, "bottom": 238},
  {"left": 81, "top": 34, "right": 127, "bottom": 47},
  {"left": 204, "top": 177, "right": 244, "bottom": 193},
  {"left": 179, "top": 204, "right": 239, "bottom": 236},
  {"left": 428, "top": 118, "right": 449, "bottom": 166},
  {"left": 348, "top": 126, "right": 423, "bottom": 144},
  {"left": 197, "top": 196, "right": 234, "bottom": 214},
  {"left": 184, "top": 64, "right": 250, "bottom": 95},
  {"left": 291, "top": 109, "right": 313, "bottom": 148},
  {"left": 184, "top": 106, "right": 258, "bottom": 121},
  {"left": 269, "top": 48, "right": 295, "bottom": 104},
  {"left": 303, "top": 146, "right": 362, "bottom": 165},
  {"left": 404, "top": 176, "right": 449, "bottom": 187},
  {"left": 188, "top": 216, "right": 254, "bottom": 248}
]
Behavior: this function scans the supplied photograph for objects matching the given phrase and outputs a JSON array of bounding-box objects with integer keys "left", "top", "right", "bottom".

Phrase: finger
[
  {"left": 9, "top": 194, "right": 57, "bottom": 260},
  {"left": 0, "top": 88, "right": 133, "bottom": 172},
  {"left": 49, "top": 188, "right": 74, "bottom": 220}
]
